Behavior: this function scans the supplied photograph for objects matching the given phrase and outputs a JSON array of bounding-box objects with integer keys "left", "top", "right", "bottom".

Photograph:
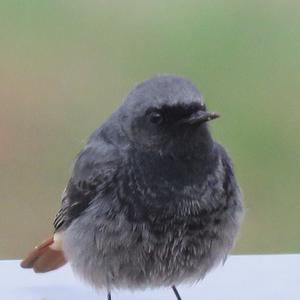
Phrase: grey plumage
[{"left": 55, "top": 74, "right": 243, "bottom": 293}]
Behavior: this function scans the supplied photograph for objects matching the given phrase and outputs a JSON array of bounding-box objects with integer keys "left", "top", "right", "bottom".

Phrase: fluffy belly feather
[{"left": 63, "top": 204, "right": 241, "bottom": 290}]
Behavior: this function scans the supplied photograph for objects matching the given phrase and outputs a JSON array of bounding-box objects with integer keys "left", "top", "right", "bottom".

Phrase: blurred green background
[{"left": 0, "top": 1, "right": 299, "bottom": 259}]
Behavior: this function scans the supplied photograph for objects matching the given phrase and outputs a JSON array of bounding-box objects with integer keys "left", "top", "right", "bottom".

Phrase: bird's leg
[
  {"left": 172, "top": 285, "right": 182, "bottom": 300},
  {"left": 107, "top": 291, "right": 112, "bottom": 300}
]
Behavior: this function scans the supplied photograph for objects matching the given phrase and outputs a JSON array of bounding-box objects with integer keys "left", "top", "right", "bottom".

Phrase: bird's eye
[
  {"left": 149, "top": 111, "right": 163, "bottom": 124},
  {"left": 201, "top": 103, "right": 207, "bottom": 110}
]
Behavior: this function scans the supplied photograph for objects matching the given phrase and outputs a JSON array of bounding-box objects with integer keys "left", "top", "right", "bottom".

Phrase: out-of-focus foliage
[{"left": 0, "top": 1, "right": 299, "bottom": 258}]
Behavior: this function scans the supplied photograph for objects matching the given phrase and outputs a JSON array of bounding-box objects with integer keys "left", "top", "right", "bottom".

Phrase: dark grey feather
[{"left": 55, "top": 74, "right": 243, "bottom": 290}]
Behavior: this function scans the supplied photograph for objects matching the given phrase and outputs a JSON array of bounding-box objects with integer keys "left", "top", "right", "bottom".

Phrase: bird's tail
[{"left": 20, "top": 233, "right": 67, "bottom": 273}]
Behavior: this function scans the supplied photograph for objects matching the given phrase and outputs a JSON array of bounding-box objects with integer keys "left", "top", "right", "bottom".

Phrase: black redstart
[{"left": 21, "top": 74, "right": 243, "bottom": 300}]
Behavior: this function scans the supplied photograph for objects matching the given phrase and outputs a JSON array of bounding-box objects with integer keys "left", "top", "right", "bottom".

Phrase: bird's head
[{"left": 119, "top": 74, "right": 219, "bottom": 156}]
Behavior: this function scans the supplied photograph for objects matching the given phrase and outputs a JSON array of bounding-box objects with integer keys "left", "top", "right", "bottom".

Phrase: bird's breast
[{"left": 117, "top": 151, "right": 225, "bottom": 223}]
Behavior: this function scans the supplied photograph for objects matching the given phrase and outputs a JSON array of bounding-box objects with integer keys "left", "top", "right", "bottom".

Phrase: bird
[{"left": 21, "top": 74, "right": 243, "bottom": 300}]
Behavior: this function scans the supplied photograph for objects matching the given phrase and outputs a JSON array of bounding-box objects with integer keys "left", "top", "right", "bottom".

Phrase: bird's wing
[
  {"left": 216, "top": 142, "right": 243, "bottom": 209},
  {"left": 21, "top": 137, "right": 122, "bottom": 273},
  {"left": 53, "top": 188, "right": 69, "bottom": 231},
  {"left": 54, "top": 141, "right": 121, "bottom": 232}
]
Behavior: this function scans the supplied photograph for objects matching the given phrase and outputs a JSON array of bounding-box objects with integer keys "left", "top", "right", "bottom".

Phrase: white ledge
[{"left": 1, "top": 255, "right": 300, "bottom": 300}]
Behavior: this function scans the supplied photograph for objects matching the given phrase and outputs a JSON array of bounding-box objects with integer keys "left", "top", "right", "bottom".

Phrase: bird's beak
[{"left": 182, "top": 111, "right": 220, "bottom": 125}]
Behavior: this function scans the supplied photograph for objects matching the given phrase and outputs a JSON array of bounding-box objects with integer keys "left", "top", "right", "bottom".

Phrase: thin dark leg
[
  {"left": 107, "top": 291, "right": 111, "bottom": 300},
  {"left": 172, "top": 285, "right": 182, "bottom": 300}
]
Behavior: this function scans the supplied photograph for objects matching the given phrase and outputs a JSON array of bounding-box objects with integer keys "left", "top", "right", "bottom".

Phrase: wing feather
[{"left": 53, "top": 142, "right": 121, "bottom": 232}]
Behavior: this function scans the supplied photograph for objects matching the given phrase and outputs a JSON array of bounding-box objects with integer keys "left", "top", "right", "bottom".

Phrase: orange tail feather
[{"left": 20, "top": 235, "right": 67, "bottom": 273}]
